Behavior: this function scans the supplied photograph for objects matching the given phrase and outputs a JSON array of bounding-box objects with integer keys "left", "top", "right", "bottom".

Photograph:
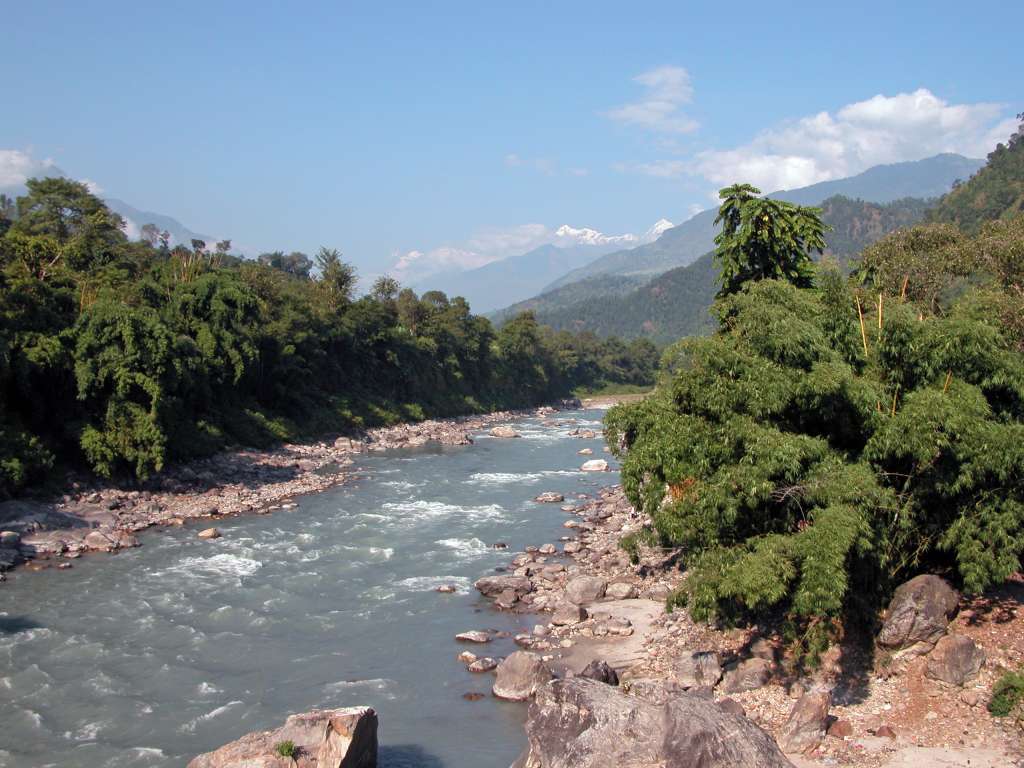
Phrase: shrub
[
  {"left": 274, "top": 739, "right": 296, "bottom": 758},
  {"left": 607, "top": 276, "right": 1024, "bottom": 633},
  {"left": 989, "top": 670, "right": 1024, "bottom": 719}
]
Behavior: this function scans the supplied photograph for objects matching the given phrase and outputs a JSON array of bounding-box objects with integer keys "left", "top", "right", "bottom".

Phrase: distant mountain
[
  {"left": 927, "top": 123, "right": 1024, "bottom": 234},
  {"left": 535, "top": 153, "right": 983, "bottom": 295},
  {"left": 503, "top": 194, "right": 933, "bottom": 343},
  {"left": 104, "top": 198, "right": 215, "bottom": 249},
  {"left": 415, "top": 219, "right": 674, "bottom": 313}
]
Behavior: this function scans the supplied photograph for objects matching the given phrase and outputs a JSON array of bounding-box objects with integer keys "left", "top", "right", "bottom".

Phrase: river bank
[
  {"left": 0, "top": 401, "right": 581, "bottom": 578},
  {"left": 469, "top": 471, "right": 1024, "bottom": 765}
]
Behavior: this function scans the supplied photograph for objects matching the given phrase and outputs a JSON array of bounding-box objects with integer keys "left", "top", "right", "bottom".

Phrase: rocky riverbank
[
  {"left": 466, "top": 468, "right": 1024, "bottom": 765},
  {"left": 0, "top": 400, "right": 580, "bottom": 579}
]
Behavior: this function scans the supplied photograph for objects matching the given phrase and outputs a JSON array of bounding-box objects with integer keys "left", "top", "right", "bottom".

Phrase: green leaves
[{"left": 613, "top": 276, "right": 1024, "bottom": 631}]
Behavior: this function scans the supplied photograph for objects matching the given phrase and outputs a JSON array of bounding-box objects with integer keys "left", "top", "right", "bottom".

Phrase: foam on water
[
  {"left": 465, "top": 469, "right": 576, "bottom": 486},
  {"left": 380, "top": 499, "right": 505, "bottom": 524},
  {"left": 161, "top": 553, "right": 262, "bottom": 582},
  {"left": 179, "top": 700, "right": 244, "bottom": 733}
]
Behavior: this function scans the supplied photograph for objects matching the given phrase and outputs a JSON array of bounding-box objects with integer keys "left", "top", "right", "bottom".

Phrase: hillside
[
  {"left": 523, "top": 194, "right": 931, "bottom": 343},
  {"left": 537, "top": 154, "right": 983, "bottom": 295},
  {"left": 927, "top": 120, "right": 1024, "bottom": 233}
]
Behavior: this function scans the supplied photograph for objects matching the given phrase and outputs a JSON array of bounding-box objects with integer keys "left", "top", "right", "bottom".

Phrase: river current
[{"left": 0, "top": 409, "right": 615, "bottom": 768}]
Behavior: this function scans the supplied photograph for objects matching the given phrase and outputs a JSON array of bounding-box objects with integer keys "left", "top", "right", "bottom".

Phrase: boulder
[
  {"left": 925, "top": 634, "right": 985, "bottom": 685},
  {"left": 621, "top": 677, "right": 687, "bottom": 705},
  {"left": 551, "top": 601, "right": 587, "bottom": 626},
  {"left": 564, "top": 576, "right": 607, "bottom": 605},
  {"left": 493, "top": 652, "right": 553, "bottom": 701},
  {"left": 535, "top": 492, "right": 564, "bottom": 503},
  {"left": 198, "top": 527, "right": 221, "bottom": 540},
  {"left": 719, "top": 658, "right": 773, "bottom": 694},
  {"left": 475, "top": 574, "right": 533, "bottom": 598},
  {"left": 877, "top": 574, "right": 959, "bottom": 651},
  {"left": 579, "top": 660, "right": 619, "bottom": 686},
  {"left": 513, "top": 678, "right": 792, "bottom": 768},
  {"left": 580, "top": 459, "right": 609, "bottom": 472},
  {"left": 468, "top": 657, "right": 499, "bottom": 673},
  {"left": 456, "top": 631, "right": 491, "bottom": 644},
  {"left": 187, "top": 707, "right": 377, "bottom": 768},
  {"left": 604, "top": 582, "right": 638, "bottom": 600},
  {"left": 675, "top": 650, "right": 723, "bottom": 689},
  {"left": 490, "top": 426, "right": 521, "bottom": 439},
  {"left": 578, "top": 448, "right": 593, "bottom": 455},
  {"left": 537, "top": 543, "right": 557, "bottom": 555},
  {"left": 0, "top": 531, "right": 21, "bottom": 547},
  {"left": 717, "top": 698, "right": 746, "bottom": 717},
  {"left": 778, "top": 688, "right": 832, "bottom": 754}
]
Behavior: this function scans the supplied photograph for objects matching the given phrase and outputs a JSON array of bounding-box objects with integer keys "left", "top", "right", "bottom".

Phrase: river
[{"left": 0, "top": 409, "right": 614, "bottom": 768}]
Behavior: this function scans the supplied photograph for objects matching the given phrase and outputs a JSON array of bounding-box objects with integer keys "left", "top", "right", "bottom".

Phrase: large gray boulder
[
  {"left": 674, "top": 651, "right": 723, "bottom": 689},
  {"left": 877, "top": 574, "right": 959, "bottom": 651},
  {"left": 719, "top": 658, "right": 773, "bottom": 694},
  {"left": 187, "top": 707, "right": 377, "bottom": 768},
  {"left": 512, "top": 678, "right": 792, "bottom": 768},
  {"left": 564, "top": 576, "right": 607, "bottom": 605},
  {"left": 925, "top": 634, "right": 985, "bottom": 685},
  {"left": 493, "top": 652, "right": 553, "bottom": 701}
]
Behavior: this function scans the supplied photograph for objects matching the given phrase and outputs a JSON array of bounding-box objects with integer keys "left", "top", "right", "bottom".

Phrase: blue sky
[{"left": 2, "top": 1, "right": 1021, "bottom": 282}]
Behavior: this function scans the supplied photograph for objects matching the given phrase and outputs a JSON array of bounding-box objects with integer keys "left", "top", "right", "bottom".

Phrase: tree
[
  {"left": 371, "top": 275, "right": 400, "bottom": 303},
  {"left": 314, "top": 247, "right": 356, "bottom": 309},
  {"left": 713, "top": 183, "right": 827, "bottom": 298},
  {"left": 140, "top": 223, "right": 161, "bottom": 246}
]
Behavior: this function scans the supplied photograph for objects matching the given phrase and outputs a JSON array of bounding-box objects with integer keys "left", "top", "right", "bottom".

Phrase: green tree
[{"left": 713, "top": 183, "right": 827, "bottom": 298}]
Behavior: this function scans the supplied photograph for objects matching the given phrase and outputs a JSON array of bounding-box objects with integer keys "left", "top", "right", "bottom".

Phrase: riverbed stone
[
  {"left": 551, "top": 601, "right": 588, "bottom": 626},
  {"left": 564, "top": 575, "right": 607, "bottom": 604},
  {"left": 513, "top": 678, "right": 791, "bottom": 768},
  {"left": 877, "top": 574, "right": 959, "bottom": 651},
  {"left": 489, "top": 426, "right": 521, "bottom": 438},
  {"left": 675, "top": 650, "right": 723, "bottom": 689},
  {"left": 187, "top": 706, "right": 377, "bottom": 768},
  {"left": 604, "top": 581, "right": 638, "bottom": 600},
  {"left": 719, "top": 658, "right": 773, "bottom": 694},
  {"left": 779, "top": 688, "right": 832, "bottom": 754},
  {"left": 198, "top": 527, "right": 221, "bottom": 539},
  {"left": 456, "top": 631, "right": 491, "bottom": 643},
  {"left": 493, "top": 651, "right": 552, "bottom": 701},
  {"left": 580, "top": 459, "right": 608, "bottom": 472},
  {"left": 474, "top": 574, "right": 533, "bottom": 598},
  {"left": 579, "top": 659, "right": 619, "bottom": 686},
  {"left": 468, "top": 657, "right": 499, "bottom": 673},
  {"left": 925, "top": 634, "right": 985, "bottom": 685},
  {"left": 534, "top": 492, "right": 564, "bottom": 503}
]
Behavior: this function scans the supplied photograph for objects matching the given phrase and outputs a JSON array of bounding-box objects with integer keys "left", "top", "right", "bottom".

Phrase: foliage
[
  {"left": 0, "top": 177, "right": 656, "bottom": 496},
  {"left": 713, "top": 183, "right": 827, "bottom": 298},
  {"left": 989, "top": 669, "right": 1024, "bottom": 721},
  {"left": 606, "top": 275, "right": 1024, "bottom": 630},
  {"left": 274, "top": 740, "right": 297, "bottom": 758},
  {"left": 928, "top": 116, "right": 1024, "bottom": 234}
]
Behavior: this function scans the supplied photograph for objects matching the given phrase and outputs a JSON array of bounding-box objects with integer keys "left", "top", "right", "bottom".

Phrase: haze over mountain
[
  {"left": 491, "top": 153, "right": 983, "bottom": 332},
  {"left": 412, "top": 219, "right": 673, "bottom": 312}
]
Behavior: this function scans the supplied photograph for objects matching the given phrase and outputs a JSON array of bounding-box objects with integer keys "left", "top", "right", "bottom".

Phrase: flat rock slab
[
  {"left": 790, "top": 746, "right": 1011, "bottom": 768},
  {"left": 558, "top": 599, "right": 663, "bottom": 674}
]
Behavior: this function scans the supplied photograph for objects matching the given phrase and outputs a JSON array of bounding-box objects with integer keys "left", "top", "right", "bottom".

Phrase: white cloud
[
  {"left": 682, "top": 88, "right": 1014, "bottom": 193},
  {"left": 81, "top": 178, "right": 104, "bottom": 195},
  {"left": 0, "top": 149, "right": 57, "bottom": 188},
  {"left": 390, "top": 219, "right": 670, "bottom": 284},
  {"left": 605, "top": 66, "right": 698, "bottom": 134}
]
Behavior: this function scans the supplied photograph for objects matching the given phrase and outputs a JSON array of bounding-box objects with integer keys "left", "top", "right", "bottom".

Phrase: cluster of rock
[
  {"left": 187, "top": 707, "right": 377, "bottom": 768},
  {"left": 0, "top": 403, "right": 578, "bottom": 577}
]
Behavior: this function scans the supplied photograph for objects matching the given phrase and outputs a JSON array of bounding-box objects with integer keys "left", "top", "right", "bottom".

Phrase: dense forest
[
  {"left": 517, "top": 194, "right": 934, "bottom": 344},
  {"left": 0, "top": 181, "right": 658, "bottom": 497},
  {"left": 607, "top": 119, "right": 1024, "bottom": 655}
]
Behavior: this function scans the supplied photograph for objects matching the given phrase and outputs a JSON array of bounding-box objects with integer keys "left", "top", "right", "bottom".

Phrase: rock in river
[
  {"left": 534, "top": 492, "right": 564, "bottom": 503},
  {"left": 187, "top": 706, "right": 377, "bottom": 768},
  {"left": 490, "top": 425, "right": 521, "bottom": 438},
  {"left": 475, "top": 574, "right": 533, "bottom": 599},
  {"left": 564, "top": 575, "right": 607, "bottom": 605},
  {"left": 512, "top": 677, "right": 792, "bottom": 768},
  {"left": 580, "top": 459, "right": 608, "bottom": 472},
  {"left": 493, "top": 651, "right": 552, "bottom": 701},
  {"left": 456, "top": 630, "right": 491, "bottom": 643}
]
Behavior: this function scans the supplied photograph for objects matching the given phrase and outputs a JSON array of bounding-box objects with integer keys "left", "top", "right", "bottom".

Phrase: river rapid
[{"left": 0, "top": 409, "right": 615, "bottom": 768}]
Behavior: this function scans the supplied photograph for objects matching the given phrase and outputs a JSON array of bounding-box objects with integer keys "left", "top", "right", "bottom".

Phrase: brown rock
[
  {"left": 551, "top": 601, "right": 588, "bottom": 626},
  {"left": 877, "top": 574, "right": 959, "bottom": 651},
  {"left": 578, "top": 659, "right": 619, "bottom": 686},
  {"left": 456, "top": 630, "right": 491, "bottom": 644},
  {"left": 719, "top": 658, "right": 773, "bottom": 694},
  {"left": 493, "top": 652, "right": 552, "bottom": 701},
  {"left": 514, "top": 678, "right": 792, "bottom": 768},
  {"left": 187, "top": 706, "right": 377, "bottom": 768},
  {"left": 925, "top": 634, "right": 985, "bottom": 685},
  {"left": 467, "top": 657, "right": 498, "bottom": 673},
  {"left": 534, "top": 492, "right": 564, "bottom": 503},
  {"left": 198, "top": 528, "right": 221, "bottom": 540},
  {"left": 605, "top": 581, "right": 639, "bottom": 600},
  {"left": 717, "top": 697, "right": 746, "bottom": 717},
  {"left": 875, "top": 724, "right": 897, "bottom": 739},
  {"left": 779, "top": 688, "right": 832, "bottom": 754},
  {"left": 564, "top": 575, "right": 607, "bottom": 605},
  {"left": 675, "top": 650, "right": 723, "bottom": 689},
  {"left": 474, "top": 574, "right": 533, "bottom": 598},
  {"left": 827, "top": 718, "right": 853, "bottom": 738}
]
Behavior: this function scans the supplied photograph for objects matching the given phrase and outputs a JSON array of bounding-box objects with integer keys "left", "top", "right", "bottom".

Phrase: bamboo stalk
[
  {"left": 943, "top": 370, "right": 953, "bottom": 394},
  {"left": 891, "top": 387, "right": 899, "bottom": 416},
  {"left": 878, "top": 293, "right": 884, "bottom": 336},
  {"left": 856, "top": 296, "right": 869, "bottom": 357},
  {"left": 900, "top": 275, "right": 909, "bottom": 300}
]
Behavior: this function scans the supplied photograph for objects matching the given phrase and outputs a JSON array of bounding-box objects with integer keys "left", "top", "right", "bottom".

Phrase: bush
[
  {"left": 607, "top": 276, "right": 1024, "bottom": 632},
  {"left": 274, "top": 740, "right": 296, "bottom": 758},
  {"left": 989, "top": 670, "right": 1024, "bottom": 719}
]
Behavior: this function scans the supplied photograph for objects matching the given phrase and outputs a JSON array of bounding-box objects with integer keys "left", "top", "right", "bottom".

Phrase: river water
[{"left": 0, "top": 409, "right": 615, "bottom": 768}]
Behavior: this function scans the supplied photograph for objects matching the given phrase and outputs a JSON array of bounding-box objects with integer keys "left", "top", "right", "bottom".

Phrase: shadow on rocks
[
  {"left": 0, "top": 615, "right": 44, "bottom": 635},
  {"left": 380, "top": 744, "right": 448, "bottom": 768}
]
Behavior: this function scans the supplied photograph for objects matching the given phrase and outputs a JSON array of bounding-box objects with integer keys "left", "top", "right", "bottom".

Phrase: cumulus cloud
[
  {"left": 0, "top": 149, "right": 58, "bottom": 188},
  {"left": 605, "top": 66, "right": 698, "bottom": 134},
  {"left": 628, "top": 89, "right": 1015, "bottom": 194}
]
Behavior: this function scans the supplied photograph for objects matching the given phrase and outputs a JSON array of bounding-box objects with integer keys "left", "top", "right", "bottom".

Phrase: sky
[{"left": 2, "top": 0, "right": 1021, "bottom": 283}]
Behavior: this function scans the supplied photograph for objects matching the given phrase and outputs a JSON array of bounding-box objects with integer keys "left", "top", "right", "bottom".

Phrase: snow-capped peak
[
  {"left": 553, "top": 224, "right": 638, "bottom": 246},
  {"left": 642, "top": 218, "right": 674, "bottom": 242}
]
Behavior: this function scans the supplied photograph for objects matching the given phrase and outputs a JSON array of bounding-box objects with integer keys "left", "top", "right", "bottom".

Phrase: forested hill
[
  {"left": 0, "top": 178, "right": 659, "bottom": 498},
  {"left": 501, "top": 194, "right": 931, "bottom": 343},
  {"left": 927, "top": 119, "right": 1024, "bottom": 233}
]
